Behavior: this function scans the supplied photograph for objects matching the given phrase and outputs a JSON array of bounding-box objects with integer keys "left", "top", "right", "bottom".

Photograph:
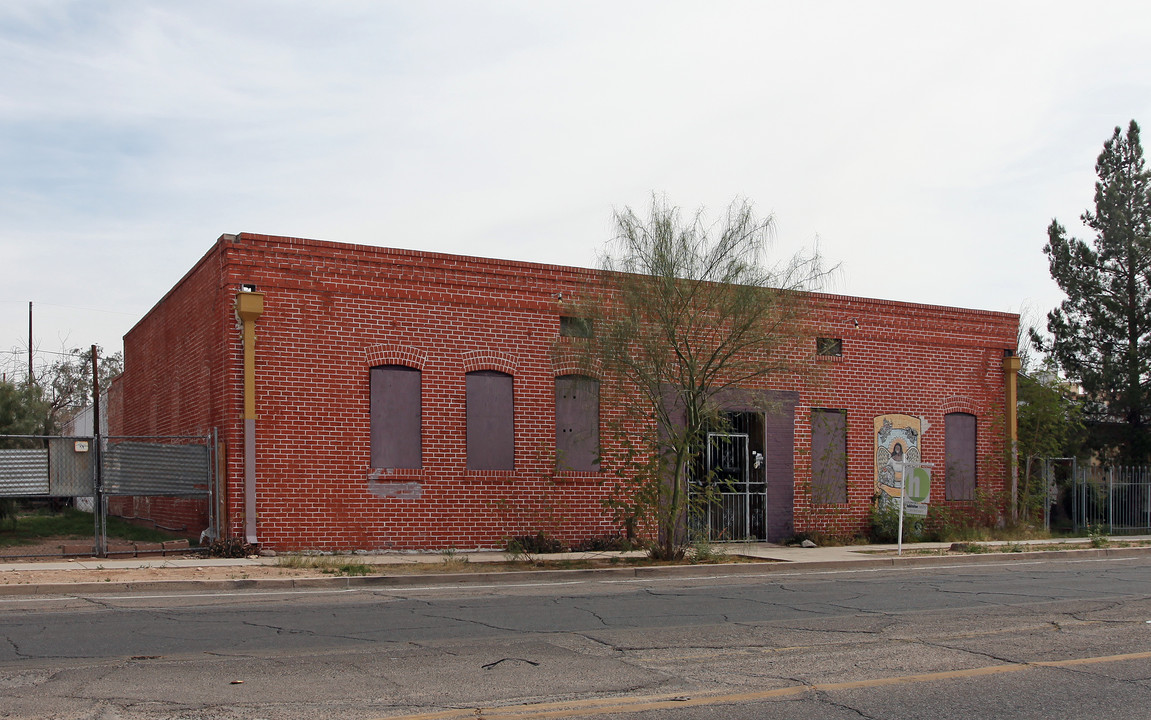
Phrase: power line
[
  {"left": 0, "top": 348, "right": 94, "bottom": 358},
  {"left": 0, "top": 299, "right": 139, "bottom": 317}
]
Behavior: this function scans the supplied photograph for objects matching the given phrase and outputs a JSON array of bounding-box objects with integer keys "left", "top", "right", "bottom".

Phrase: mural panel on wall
[{"left": 874, "top": 414, "right": 921, "bottom": 508}]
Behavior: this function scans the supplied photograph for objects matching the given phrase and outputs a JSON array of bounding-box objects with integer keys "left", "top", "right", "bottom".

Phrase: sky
[{"left": 3, "top": 0, "right": 1151, "bottom": 380}]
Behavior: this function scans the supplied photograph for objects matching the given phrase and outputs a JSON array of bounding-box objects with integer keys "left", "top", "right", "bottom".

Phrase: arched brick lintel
[
  {"left": 462, "top": 350, "right": 517, "bottom": 375},
  {"left": 940, "top": 396, "right": 978, "bottom": 416},
  {"left": 551, "top": 352, "right": 602, "bottom": 379},
  {"left": 366, "top": 344, "right": 428, "bottom": 370}
]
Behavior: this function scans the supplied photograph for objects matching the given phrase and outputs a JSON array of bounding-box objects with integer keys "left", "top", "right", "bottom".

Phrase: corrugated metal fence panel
[
  {"left": 0, "top": 449, "right": 50, "bottom": 496},
  {"left": 48, "top": 438, "right": 95, "bottom": 496},
  {"left": 103, "top": 442, "right": 210, "bottom": 496}
]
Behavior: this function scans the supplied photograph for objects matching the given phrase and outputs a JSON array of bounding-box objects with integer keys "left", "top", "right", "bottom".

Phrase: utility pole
[{"left": 27, "top": 301, "right": 33, "bottom": 386}]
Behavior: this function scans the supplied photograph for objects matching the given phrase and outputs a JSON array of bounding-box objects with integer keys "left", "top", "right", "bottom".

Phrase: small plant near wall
[
  {"left": 1088, "top": 523, "right": 1111, "bottom": 548},
  {"left": 206, "top": 537, "right": 256, "bottom": 558},
  {"left": 505, "top": 532, "right": 566, "bottom": 562},
  {"left": 688, "top": 536, "right": 724, "bottom": 564},
  {"left": 0, "top": 499, "right": 17, "bottom": 531},
  {"left": 868, "top": 498, "right": 925, "bottom": 543},
  {"left": 439, "top": 547, "right": 470, "bottom": 566}
]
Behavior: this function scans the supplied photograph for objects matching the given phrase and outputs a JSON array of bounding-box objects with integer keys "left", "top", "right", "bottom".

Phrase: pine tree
[{"left": 1036, "top": 121, "right": 1151, "bottom": 463}]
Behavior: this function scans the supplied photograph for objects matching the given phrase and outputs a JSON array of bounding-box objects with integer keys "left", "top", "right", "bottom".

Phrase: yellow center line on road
[{"left": 377, "top": 649, "right": 1151, "bottom": 720}]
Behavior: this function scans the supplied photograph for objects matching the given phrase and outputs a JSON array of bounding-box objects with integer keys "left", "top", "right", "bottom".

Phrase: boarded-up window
[
  {"left": 467, "top": 370, "right": 514, "bottom": 470},
  {"left": 370, "top": 365, "right": 421, "bottom": 469},
  {"left": 555, "top": 374, "right": 599, "bottom": 472},
  {"left": 945, "top": 412, "right": 977, "bottom": 500},
  {"left": 811, "top": 409, "right": 847, "bottom": 503}
]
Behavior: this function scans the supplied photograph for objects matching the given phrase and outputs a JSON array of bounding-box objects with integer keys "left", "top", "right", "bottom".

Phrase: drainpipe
[
  {"left": 1003, "top": 352, "right": 1021, "bottom": 523},
  {"left": 236, "top": 288, "right": 265, "bottom": 545}
]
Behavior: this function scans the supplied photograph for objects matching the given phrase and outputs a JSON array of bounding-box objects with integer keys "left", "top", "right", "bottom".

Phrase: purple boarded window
[
  {"left": 811, "top": 409, "right": 847, "bottom": 503},
  {"left": 370, "top": 365, "right": 421, "bottom": 469},
  {"left": 555, "top": 375, "right": 600, "bottom": 472},
  {"left": 467, "top": 371, "right": 514, "bottom": 470},
  {"left": 945, "top": 412, "right": 977, "bottom": 500}
]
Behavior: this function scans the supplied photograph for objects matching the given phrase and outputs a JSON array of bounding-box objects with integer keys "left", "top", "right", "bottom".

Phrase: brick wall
[
  {"left": 118, "top": 241, "right": 229, "bottom": 536},
  {"left": 119, "top": 233, "right": 1018, "bottom": 550},
  {"left": 794, "top": 293, "right": 1017, "bottom": 535}
]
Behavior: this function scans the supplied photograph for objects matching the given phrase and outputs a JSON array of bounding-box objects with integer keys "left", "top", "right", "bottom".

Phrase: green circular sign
[{"left": 907, "top": 467, "right": 931, "bottom": 503}]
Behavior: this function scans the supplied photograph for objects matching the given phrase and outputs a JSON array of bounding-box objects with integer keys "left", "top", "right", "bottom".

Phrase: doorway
[{"left": 689, "top": 411, "right": 767, "bottom": 541}]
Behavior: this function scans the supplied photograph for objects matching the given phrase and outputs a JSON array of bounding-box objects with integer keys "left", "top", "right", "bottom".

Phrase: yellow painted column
[
  {"left": 1004, "top": 354, "right": 1021, "bottom": 522},
  {"left": 236, "top": 291, "right": 264, "bottom": 544}
]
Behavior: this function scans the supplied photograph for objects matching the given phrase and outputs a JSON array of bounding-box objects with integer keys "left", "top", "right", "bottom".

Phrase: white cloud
[{"left": 3, "top": 0, "right": 1151, "bottom": 365}]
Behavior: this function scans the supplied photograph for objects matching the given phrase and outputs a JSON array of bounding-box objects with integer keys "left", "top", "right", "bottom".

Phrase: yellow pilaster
[
  {"left": 236, "top": 290, "right": 264, "bottom": 544},
  {"left": 1004, "top": 354, "right": 1021, "bottom": 521}
]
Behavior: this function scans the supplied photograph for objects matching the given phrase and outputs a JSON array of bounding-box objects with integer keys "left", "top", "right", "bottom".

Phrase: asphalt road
[{"left": 2, "top": 556, "right": 1151, "bottom": 719}]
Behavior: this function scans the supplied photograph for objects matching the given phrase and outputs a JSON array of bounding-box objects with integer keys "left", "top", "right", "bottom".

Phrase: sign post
[{"left": 896, "top": 461, "right": 933, "bottom": 556}]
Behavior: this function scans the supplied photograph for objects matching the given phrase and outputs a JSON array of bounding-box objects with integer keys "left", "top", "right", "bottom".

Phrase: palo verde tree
[
  {"left": 583, "top": 196, "right": 828, "bottom": 559},
  {"left": 1035, "top": 121, "right": 1151, "bottom": 463}
]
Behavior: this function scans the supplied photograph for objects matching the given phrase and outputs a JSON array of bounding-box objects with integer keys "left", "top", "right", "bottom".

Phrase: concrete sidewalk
[{"left": 0, "top": 535, "right": 1146, "bottom": 583}]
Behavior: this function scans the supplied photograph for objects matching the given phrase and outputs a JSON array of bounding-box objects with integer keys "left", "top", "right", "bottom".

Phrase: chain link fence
[{"left": 0, "top": 433, "right": 217, "bottom": 558}]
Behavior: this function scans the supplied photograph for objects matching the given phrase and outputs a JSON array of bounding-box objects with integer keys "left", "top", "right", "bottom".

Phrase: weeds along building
[{"left": 119, "top": 233, "right": 1020, "bottom": 550}]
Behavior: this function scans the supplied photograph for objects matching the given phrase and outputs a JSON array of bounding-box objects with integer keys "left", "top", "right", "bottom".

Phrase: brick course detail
[{"left": 119, "top": 233, "right": 1019, "bottom": 551}]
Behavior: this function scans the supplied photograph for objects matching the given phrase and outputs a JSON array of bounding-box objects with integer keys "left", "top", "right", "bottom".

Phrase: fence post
[
  {"left": 1043, "top": 459, "right": 1050, "bottom": 531},
  {"left": 1071, "top": 464, "right": 1076, "bottom": 533},
  {"left": 91, "top": 346, "right": 106, "bottom": 558},
  {"left": 1108, "top": 467, "right": 1113, "bottom": 534}
]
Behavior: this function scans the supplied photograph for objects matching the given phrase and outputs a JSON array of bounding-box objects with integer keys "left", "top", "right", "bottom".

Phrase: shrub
[
  {"left": 207, "top": 537, "right": 256, "bottom": 558},
  {"left": 869, "top": 498, "right": 925, "bottom": 543},
  {"left": 570, "top": 534, "right": 646, "bottom": 552},
  {"left": 0, "top": 499, "right": 17, "bottom": 532},
  {"left": 506, "top": 532, "right": 566, "bottom": 555}
]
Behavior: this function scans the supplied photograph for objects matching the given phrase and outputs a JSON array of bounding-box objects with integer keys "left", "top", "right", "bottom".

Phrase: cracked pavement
[{"left": 1, "top": 557, "right": 1151, "bottom": 718}]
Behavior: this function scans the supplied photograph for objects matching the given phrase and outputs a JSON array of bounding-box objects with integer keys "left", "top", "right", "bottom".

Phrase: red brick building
[{"left": 121, "top": 233, "right": 1019, "bottom": 550}]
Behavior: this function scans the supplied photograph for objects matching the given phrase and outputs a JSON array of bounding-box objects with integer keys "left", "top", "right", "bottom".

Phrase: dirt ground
[
  {"left": 2, "top": 538, "right": 1140, "bottom": 588},
  {"left": 0, "top": 539, "right": 655, "bottom": 587},
  {"left": 0, "top": 539, "right": 328, "bottom": 586},
  {"left": 0, "top": 563, "right": 329, "bottom": 586}
]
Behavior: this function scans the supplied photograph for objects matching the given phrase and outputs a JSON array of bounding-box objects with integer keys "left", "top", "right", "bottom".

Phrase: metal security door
[
  {"left": 689, "top": 412, "right": 768, "bottom": 541},
  {"left": 706, "top": 431, "right": 751, "bottom": 539}
]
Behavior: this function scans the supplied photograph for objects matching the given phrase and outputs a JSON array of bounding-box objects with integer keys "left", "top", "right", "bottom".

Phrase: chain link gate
[{"left": 0, "top": 432, "right": 217, "bottom": 558}]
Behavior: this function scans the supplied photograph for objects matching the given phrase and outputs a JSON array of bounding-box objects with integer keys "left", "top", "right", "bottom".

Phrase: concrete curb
[{"left": 1, "top": 545, "right": 1147, "bottom": 597}]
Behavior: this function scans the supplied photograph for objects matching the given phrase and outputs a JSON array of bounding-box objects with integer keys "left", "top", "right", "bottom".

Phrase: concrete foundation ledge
[{"left": 134, "top": 543, "right": 164, "bottom": 557}]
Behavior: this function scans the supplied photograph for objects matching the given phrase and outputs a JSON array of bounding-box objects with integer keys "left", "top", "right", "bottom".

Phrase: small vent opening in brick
[
  {"left": 560, "top": 316, "right": 594, "bottom": 338},
  {"left": 816, "top": 337, "right": 843, "bottom": 357}
]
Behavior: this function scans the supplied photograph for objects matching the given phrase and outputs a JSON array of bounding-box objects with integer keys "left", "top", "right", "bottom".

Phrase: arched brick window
[
  {"left": 370, "top": 365, "right": 421, "bottom": 469},
  {"left": 467, "top": 370, "right": 514, "bottom": 470},
  {"left": 945, "top": 412, "right": 977, "bottom": 500}
]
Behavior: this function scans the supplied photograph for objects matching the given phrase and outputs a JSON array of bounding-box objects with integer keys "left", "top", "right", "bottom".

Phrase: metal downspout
[{"left": 236, "top": 290, "right": 264, "bottom": 545}]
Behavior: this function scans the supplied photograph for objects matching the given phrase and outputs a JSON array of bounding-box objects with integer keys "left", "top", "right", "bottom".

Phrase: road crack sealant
[{"left": 813, "top": 690, "right": 882, "bottom": 720}]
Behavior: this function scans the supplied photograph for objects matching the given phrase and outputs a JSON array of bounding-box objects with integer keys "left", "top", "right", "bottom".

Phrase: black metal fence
[{"left": 1071, "top": 465, "right": 1151, "bottom": 534}]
